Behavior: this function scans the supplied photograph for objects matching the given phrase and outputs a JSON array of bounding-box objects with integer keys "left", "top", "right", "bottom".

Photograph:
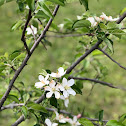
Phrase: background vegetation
[{"left": 0, "top": 0, "right": 126, "bottom": 125}]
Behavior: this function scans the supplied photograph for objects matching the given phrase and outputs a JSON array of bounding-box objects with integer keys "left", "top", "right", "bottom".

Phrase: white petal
[
  {"left": 39, "top": 75, "right": 44, "bottom": 81},
  {"left": 68, "top": 79, "right": 74, "bottom": 87},
  {"left": 31, "top": 25, "right": 37, "bottom": 34},
  {"left": 50, "top": 72, "right": 57, "bottom": 77},
  {"left": 44, "top": 86, "right": 52, "bottom": 91},
  {"left": 63, "top": 90, "right": 69, "bottom": 98},
  {"left": 59, "top": 119, "right": 67, "bottom": 123},
  {"left": 67, "top": 88, "right": 76, "bottom": 96},
  {"left": 45, "top": 80, "right": 49, "bottom": 85},
  {"left": 55, "top": 91, "right": 60, "bottom": 99},
  {"left": 58, "top": 67, "right": 64, "bottom": 74},
  {"left": 45, "top": 74, "right": 49, "bottom": 81},
  {"left": 73, "top": 116, "right": 77, "bottom": 122},
  {"left": 52, "top": 123, "right": 58, "bottom": 126},
  {"left": 60, "top": 95, "right": 65, "bottom": 100},
  {"left": 26, "top": 28, "right": 32, "bottom": 35},
  {"left": 64, "top": 99, "right": 69, "bottom": 107},
  {"left": 45, "top": 119, "right": 52, "bottom": 126},
  {"left": 49, "top": 80, "right": 56, "bottom": 88},
  {"left": 62, "top": 77, "right": 68, "bottom": 86},
  {"left": 35, "top": 82, "right": 44, "bottom": 88},
  {"left": 46, "top": 91, "right": 53, "bottom": 98},
  {"left": 58, "top": 84, "right": 65, "bottom": 91}
]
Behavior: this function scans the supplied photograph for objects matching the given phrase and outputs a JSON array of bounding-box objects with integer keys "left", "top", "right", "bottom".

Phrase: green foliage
[{"left": 79, "top": 118, "right": 94, "bottom": 126}]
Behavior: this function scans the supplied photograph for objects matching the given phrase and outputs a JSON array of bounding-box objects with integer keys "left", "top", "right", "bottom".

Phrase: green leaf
[
  {"left": 106, "top": 120, "right": 124, "bottom": 126},
  {"left": 38, "top": 2, "right": 53, "bottom": 18},
  {"left": 9, "top": 50, "right": 21, "bottom": 60},
  {"left": 79, "top": 118, "right": 94, "bottom": 126},
  {"left": 107, "top": 22, "right": 117, "bottom": 29},
  {"left": 35, "top": 10, "right": 50, "bottom": 19},
  {"left": 99, "top": 23, "right": 107, "bottom": 30},
  {"left": 79, "top": 0, "right": 89, "bottom": 11},
  {"left": 0, "top": 63, "right": 6, "bottom": 73},
  {"left": 39, "top": 69, "right": 47, "bottom": 76},
  {"left": 8, "top": 95, "right": 19, "bottom": 103},
  {"left": 21, "top": 106, "right": 28, "bottom": 119},
  {"left": 50, "top": 97, "right": 58, "bottom": 108},
  {"left": 17, "top": 0, "right": 25, "bottom": 12},
  {"left": 11, "top": 20, "right": 23, "bottom": 31},
  {"left": 72, "top": 84, "right": 82, "bottom": 95},
  {"left": 99, "top": 110, "right": 104, "bottom": 122},
  {"left": 92, "top": 50, "right": 103, "bottom": 56},
  {"left": 103, "top": 38, "right": 113, "bottom": 53},
  {"left": 72, "top": 20, "right": 91, "bottom": 29},
  {"left": 28, "top": 103, "right": 47, "bottom": 113},
  {"left": 23, "top": 93, "right": 30, "bottom": 104},
  {"left": 26, "top": 0, "right": 35, "bottom": 11},
  {"left": 47, "top": 0, "right": 65, "bottom": 6}
]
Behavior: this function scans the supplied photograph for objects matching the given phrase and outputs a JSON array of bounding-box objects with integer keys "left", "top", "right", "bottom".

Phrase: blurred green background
[{"left": 0, "top": 0, "right": 126, "bottom": 125}]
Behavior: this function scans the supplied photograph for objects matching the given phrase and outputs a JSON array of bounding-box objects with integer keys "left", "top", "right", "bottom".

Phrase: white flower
[
  {"left": 58, "top": 24, "right": 64, "bottom": 30},
  {"left": 26, "top": 5, "right": 29, "bottom": 9},
  {"left": 26, "top": 25, "right": 37, "bottom": 35},
  {"left": 60, "top": 95, "right": 69, "bottom": 107},
  {"left": 50, "top": 67, "right": 66, "bottom": 78},
  {"left": 87, "top": 17, "right": 98, "bottom": 27},
  {"left": 35, "top": 74, "right": 49, "bottom": 89},
  {"left": 100, "top": 12, "right": 119, "bottom": 22},
  {"left": 45, "top": 118, "right": 58, "bottom": 126},
  {"left": 55, "top": 111, "right": 68, "bottom": 123},
  {"left": 94, "top": 16, "right": 103, "bottom": 22},
  {"left": 68, "top": 116, "right": 81, "bottom": 126},
  {"left": 77, "top": 15, "right": 83, "bottom": 20},
  {"left": 59, "top": 78, "right": 76, "bottom": 98},
  {"left": 44, "top": 80, "right": 60, "bottom": 99}
]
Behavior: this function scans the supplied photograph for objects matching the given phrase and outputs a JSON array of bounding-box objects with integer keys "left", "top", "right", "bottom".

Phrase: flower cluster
[
  {"left": 45, "top": 111, "right": 81, "bottom": 126},
  {"left": 87, "top": 12, "right": 119, "bottom": 27},
  {"left": 35, "top": 67, "right": 76, "bottom": 107}
]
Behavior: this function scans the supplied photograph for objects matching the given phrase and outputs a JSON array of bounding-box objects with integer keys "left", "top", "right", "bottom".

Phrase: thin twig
[
  {"left": 29, "top": 24, "right": 37, "bottom": 41},
  {"left": 68, "top": 76, "right": 126, "bottom": 90},
  {"left": 98, "top": 48, "right": 126, "bottom": 70},
  {"left": 117, "top": 12, "right": 126, "bottom": 24},
  {"left": 45, "top": 33, "right": 94, "bottom": 38},
  {"left": 21, "top": 10, "right": 32, "bottom": 55},
  {"left": 40, "top": 41, "right": 47, "bottom": 50},
  {"left": 0, "top": 5, "right": 60, "bottom": 110}
]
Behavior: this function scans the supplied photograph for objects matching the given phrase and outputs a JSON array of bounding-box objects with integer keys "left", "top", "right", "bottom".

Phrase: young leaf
[
  {"left": 8, "top": 95, "right": 19, "bottom": 103},
  {"left": 79, "top": 0, "right": 89, "bottom": 11},
  {"left": 38, "top": 2, "right": 53, "bottom": 18},
  {"left": 99, "top": 110, "right": 104, "bottom": 122},
  {"left": 50, "top": 97, "right": 58, "bottom": 108},
  {"left": 47, "top": 0, "right": 65, "bottom": 6},
  {"left": 106, "top": 120, "right": 125, "bottom": 126},
  {"left": 72, "top": 20, "right": 91, "bottom": 29},
  {"left": 21, "top": 106, "right": 28, "bottom": 119},
  {"left": 11, "top": 20, "right": 23, "bottom": 31},
  {"left": 26, "top": 0, "right": 35, "bottom": 11},
  {"left": 79, "top": 118, "right": 94, "bottom": 126},
  {"left": 103, "top": 38, "right": 114, "bottom": 53}
]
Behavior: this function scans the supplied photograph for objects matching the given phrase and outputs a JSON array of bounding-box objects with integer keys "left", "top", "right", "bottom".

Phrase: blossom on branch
[
  {"left": 35, "top": 74, "right": 49, "bottom": 88},
  {"left": 87, "top": 17, "right": 98, "bottom": 27},
  {"left": 44, "top": 80, "right": 61, "bottom": 99},
  {"left": 68, "top": 116, "right": 81, "bottom": 126},
  {"left": 50, "top": 67, "right": 66, "bottom": 78},
  {"left": 26, "top": 25, "right": 37, "bottom": 35},
  {"left": 45, "top": 118, "right": 58, "bottom": 126},
  {"left": 59, "top": 77, "right": 76, "bottom": 98}
]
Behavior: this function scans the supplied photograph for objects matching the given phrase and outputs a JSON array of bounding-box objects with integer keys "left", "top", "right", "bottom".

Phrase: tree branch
[
  {"left": 68, "top": 76, "right": 126, "bottom": 91},
  {"left": 98, "top": 48, "right": 126, "bottom": 70},
  {"left": 0, "top": 5, "right": 60, "bottom": 110},
  {"left": 117, "top": 12, "right": 126, "bottom": 24},
  {"left": 21, "top": 10, "right": 32, "bottom": 55},
  {"left": 66, "top": 39, "right": 103, "bottom": 74}
]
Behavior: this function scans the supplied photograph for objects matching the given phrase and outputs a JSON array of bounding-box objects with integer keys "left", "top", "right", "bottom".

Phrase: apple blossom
[
  {"left": 50, "top": 67, "right": 66, "bottom": 78},
  {"left": 26, "top": 25, "right": 37, "bottom": 35},
  {"left": 67, "top": 116, "right": 81, "bottom": 126},
  {"left": 35, "top": 74, "right": 49, "bottom": 88},
  {"left": 59, "top": 78, "right": 76, "bottom": 98},
  {"left": 87, "top": 17, "right": 98, "bottom": 27},
  {"left": 45, "top": 119, "right": 58, "bottom": 126},
  {"left": 44, "top": 80, "right": 60, "bottom": 99}
]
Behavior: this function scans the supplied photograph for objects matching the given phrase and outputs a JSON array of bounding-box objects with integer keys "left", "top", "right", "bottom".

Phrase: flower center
[
  {"left": 41, "top": 80, "right": 45, "bottom": 84},
  {"left": 52, "top": 87, "right": 56, "bottom": 92},
  {"left": 65, "top": 85, "right": 70, "bottom": 90}
]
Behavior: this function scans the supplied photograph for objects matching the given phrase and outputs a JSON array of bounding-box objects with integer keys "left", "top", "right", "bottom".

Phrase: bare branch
[
  {"left": 21, "top": 10, "right": 32, "bottom": 55},
  {"left": 66, "top": 39, "right": 103, "bottom": 74},
  {"left": 117, "top": 12, "right": 126, "bottom": 24},
  {"left": 0, "top": 5, "right": 60, "bottom": 109},
  {"left": 45, "top": 33, "right": 94, "bottom": 38},
  {"left": 68, "top": 76, "right": 126, "bottom": 90},
  {"left": 98, "top": 48, "right": 126, "bottom": 70}
]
